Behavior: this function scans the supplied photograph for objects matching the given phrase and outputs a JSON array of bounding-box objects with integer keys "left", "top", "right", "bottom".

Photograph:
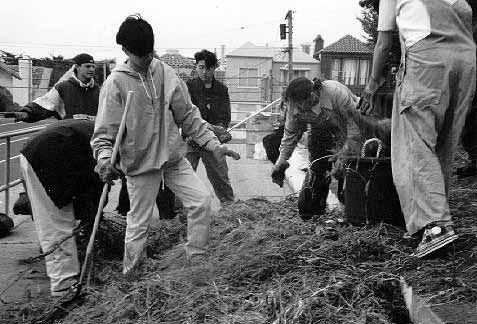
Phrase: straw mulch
[
  {"left": 12, "top": 149, "right": 477, "bottom": 324},
  {"left": 55, "top": 197, "right": 414, "bottom": 324}
]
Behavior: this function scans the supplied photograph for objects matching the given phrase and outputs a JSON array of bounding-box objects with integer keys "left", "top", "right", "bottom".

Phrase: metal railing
[{"left": 0, "top": 125, "right": 47, "bottom": 216}]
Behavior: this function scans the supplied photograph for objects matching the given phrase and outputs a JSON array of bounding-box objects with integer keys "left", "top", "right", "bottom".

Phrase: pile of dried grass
[
  {"left": 16, "top": 151, "right": 477, "bottom": 323},
  {"left": 57, "top": 198, "right": 414, "bottom": 324}
]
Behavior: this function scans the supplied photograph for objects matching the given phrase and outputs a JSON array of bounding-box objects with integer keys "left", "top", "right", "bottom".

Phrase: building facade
[
  {"left": 317, "top": 34, "right": 373, "bottom": 96},
  {"left": 226, "top": 42, "right": 320, "bottom": 122}
]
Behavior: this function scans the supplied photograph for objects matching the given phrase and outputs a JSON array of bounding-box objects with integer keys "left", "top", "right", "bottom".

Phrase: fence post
[{"left": 5, "top": 137, "right": 11, "bottom": 216}]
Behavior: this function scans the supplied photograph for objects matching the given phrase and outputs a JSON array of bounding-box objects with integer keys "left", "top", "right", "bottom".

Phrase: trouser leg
[
  {"left": 298, "top": 128, "right": 334, "bottom": 217},
  {"left": 391, "top": 51, "right": 475, "bottom": 235},
  {"left": 163, "top": 158, "right": 213, "bottom": 257},
  {"left": 20, "top": 155, "right": 79, "bottom": 294},
  {"left": 123, "top": 171, "right": 162, "bottom": 274},
  {"left": 461, "top": 92, "right": 477, "bottom": 161},
  {"left": 200, "top": 149, "right": 234, "bottom": 203}
]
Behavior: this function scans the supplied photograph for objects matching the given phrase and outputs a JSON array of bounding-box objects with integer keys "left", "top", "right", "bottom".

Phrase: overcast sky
[{"left": 0, "top": 0, "right": 365, "bottom": 61}]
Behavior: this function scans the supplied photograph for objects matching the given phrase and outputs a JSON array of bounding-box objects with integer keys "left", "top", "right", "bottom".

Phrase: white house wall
[{"left": 226, "top": 56, "right": 273, "bottom": 104}]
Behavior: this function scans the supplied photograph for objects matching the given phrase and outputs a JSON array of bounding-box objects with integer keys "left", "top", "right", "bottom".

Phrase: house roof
[
  {"left": 320, "top": 34, "right": 373, "bottom": 54},
  {"left": 227, "top": 42, "right": 276, "bottom": 58},
  {"left": 227, "top": 42, "right": 318, "bottom": 64},
  {"left": 159, "top": 53, "right": 195, "bottom": 69},
  {"left": 273, "top": 50, "right": 319, "bottom": 64},
  {"left": 0, "top": 62, "right": 21, "bottom": 79}
]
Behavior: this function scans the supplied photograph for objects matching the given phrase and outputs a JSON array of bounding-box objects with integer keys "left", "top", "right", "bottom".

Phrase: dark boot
[
  {"left": 13, "top": 192, "right": 32, "bottom": 215},
  {"left": 455, "top": 160, "right": 477, "bottom": 178}
]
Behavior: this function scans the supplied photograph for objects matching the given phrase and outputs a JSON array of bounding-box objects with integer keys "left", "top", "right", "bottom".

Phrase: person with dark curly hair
[
  {"left": 271, "top": 77, "right": 361, "bottom": 219},
  {"left": 185, "top": 49, "right": 234, "bottom": 203}
]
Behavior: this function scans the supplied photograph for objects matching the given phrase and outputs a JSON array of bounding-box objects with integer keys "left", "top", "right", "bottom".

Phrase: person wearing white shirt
[{"left": 360, "top": 0, "right": 476, "bottom": 258}]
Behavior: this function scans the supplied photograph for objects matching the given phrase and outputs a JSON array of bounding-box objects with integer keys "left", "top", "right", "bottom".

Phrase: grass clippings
[
  {"left": 56, "top": 197, "right": 414, "bottom": 324},
  {"left": 8, "top": 149, "right": 477, "bottom": 324}
]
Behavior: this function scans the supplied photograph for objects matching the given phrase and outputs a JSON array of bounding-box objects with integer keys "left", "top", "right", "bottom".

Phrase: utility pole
[{"left": 285, "top": 10, "right": 293, "bottom": 82}]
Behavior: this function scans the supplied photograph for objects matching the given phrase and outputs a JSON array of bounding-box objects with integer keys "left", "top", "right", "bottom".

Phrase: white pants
[
  {"left": 19, "top": 155, "right": 79, "bottom": 294},
  {"left": 123, "top": 158, "right": 213, "bottom": 273}
]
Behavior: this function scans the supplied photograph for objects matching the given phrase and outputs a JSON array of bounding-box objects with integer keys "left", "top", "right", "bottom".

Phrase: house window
[
  {"left": 331, "top": 59, "right": 340, "bottom": 81},
  {"left": 358, "top": 59, "right": 369, "bottom": 85},
  {"left": 342, "top": 59, "right": 358, "bottom": 85},
  {"left": 238, "top": 68, "right": 259, "bottom": 88}
]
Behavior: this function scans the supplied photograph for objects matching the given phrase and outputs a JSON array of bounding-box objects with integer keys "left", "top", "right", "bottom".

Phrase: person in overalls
[
  {"left": 360, "top": 0, "right": 476, "bottom": 257},
  {"left": 455, "top": 0, "right": 477, "bottom": 178}
]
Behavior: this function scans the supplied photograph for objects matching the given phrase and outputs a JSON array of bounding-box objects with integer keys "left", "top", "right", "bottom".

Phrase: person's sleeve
[
  {"left": 170, "top": 76, "right": 220, "bottom": 151},
  {"left": 91, "top": 79, "right": 123, "bottom": 161},
  {"left": 333, "top": 82, "right": 359, "bottom": 116},
  {"left": 19, "top": 102, "right": 58, "bottom": 122},
  {"left": 377, "top": 0, "right": 397, "bottom": 31},
  {"left": 216, "top": 86, "right": 231, "bottom": 128},
  {"left": 276, "top": 110, "right": 305, "bottom": 165},
  {"left": 32, "top": 83, "right": 67, "bottom": 118}
]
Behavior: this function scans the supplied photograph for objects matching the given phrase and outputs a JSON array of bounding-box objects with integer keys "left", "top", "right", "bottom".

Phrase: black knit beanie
[{"left": 73, "top": 53, "right": 94, "bottom": 65}]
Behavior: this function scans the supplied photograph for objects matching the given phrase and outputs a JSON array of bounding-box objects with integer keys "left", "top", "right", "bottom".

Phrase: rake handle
[{"left": 78, "top": 91, "right": 134, "bottom": 292}]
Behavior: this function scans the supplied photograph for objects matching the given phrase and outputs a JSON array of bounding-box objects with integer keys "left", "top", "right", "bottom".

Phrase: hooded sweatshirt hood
[{"left": 92, "top": 58, "right": 219, "bottom": 175}]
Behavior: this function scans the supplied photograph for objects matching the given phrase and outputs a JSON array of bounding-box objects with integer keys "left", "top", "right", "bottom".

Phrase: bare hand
[{"left": 359, "top": 76, "right": 386, "bottom": 115}]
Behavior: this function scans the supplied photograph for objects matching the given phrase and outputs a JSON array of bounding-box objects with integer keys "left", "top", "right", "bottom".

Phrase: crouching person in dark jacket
[{"left": 19, "top": 119, "right": 103, "bottom": 297}]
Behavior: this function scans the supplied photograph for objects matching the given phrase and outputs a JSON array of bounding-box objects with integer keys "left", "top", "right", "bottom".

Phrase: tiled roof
[
  {"left": 159, "top": 53, "right": 195, "bottom": 69},
  {"left": 321, "top": 34, "right": 373, "bottom": 54},
  {"left": 0, "top": 62, "right": 21, "bottom": 79},
  {"left": 227, "top": 42, "right": 318, "bottom": 64}
]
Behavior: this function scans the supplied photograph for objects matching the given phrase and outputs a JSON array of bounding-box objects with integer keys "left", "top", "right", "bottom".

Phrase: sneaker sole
[{"left": 412, "top": 234, "right": 458, "bottom": 258}]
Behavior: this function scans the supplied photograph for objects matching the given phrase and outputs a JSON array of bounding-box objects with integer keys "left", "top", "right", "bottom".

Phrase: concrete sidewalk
[{"left": 0, "top": 143, "right": 295, "bottom": 314}]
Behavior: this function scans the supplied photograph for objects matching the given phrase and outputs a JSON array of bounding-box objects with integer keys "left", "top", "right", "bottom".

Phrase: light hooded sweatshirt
[{"left": 91, "top": 58, "right": 220, "bottom": 175}]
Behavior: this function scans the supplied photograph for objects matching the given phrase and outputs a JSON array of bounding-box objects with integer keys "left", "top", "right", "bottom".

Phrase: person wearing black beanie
[{"left": 5, "top": 52, "right": 99, "bottom": 123}]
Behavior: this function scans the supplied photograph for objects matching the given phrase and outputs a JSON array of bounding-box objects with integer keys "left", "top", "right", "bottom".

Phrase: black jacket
[
  {"left": 21, "top": 76, "right": 100, "bottom": 122},
  {"left": 21, "top": 119, "right": 103, "bottom": 212},
  {"left": 186, "top": 77, "right": 231, "bottom": 128}
]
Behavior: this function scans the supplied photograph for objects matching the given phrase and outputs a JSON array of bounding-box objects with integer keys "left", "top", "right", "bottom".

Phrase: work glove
[
  {"left": 94, "top": 157, "right": 123, "bottom": 185},
  {"left": 271, "top": 161, "right": 290, "bottom": 187},
  {"left": 208, "top": 124, "right": 232, "bottom": 144},
  {"left": 358, "top": 77, "right": 384, "bottom": 116},
  {"left": 3, "top": 111, "right": 29, "bottom": 122},
  {"left": 213, "top": 144, "right": 241, "bottom": 162}
]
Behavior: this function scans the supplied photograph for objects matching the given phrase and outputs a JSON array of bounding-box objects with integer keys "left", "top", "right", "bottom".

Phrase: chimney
[
  {"left": 313, "top": 35, "right": 324, "bottom": 60},
  {"left": 300, "top": 43, "right": 311, "bottom": 55}
]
